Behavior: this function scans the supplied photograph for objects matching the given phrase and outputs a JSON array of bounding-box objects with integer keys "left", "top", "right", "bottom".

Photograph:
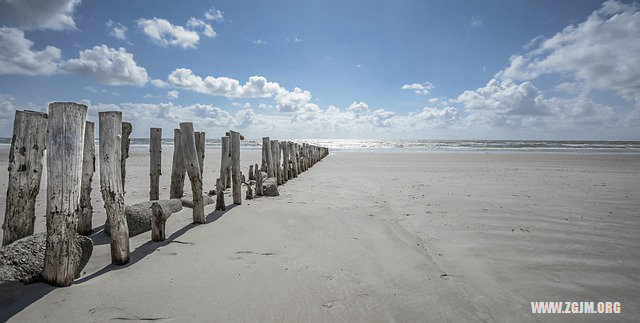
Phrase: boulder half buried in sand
[
  {"left": 0, "top": 232, "right": 93, "bottom": 284},
  {"left": 105, "top": 199, "right": 183, "bottom": 237},
  {"left": 180, "top": 194, "right": 215, "bottom": 208},
  {"left": 262, "top": 177, "right": 279, "bottom": 197}
]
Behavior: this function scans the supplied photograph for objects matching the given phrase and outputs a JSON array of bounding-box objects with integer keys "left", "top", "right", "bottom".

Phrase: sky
[{"left": 0, "top": 0, "right": 639, "bottom": 139}]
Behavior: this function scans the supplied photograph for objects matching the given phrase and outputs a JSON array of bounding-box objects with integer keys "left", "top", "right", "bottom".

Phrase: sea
[{"left": 3, "top": 138, "right": 638, "bottom": 154}]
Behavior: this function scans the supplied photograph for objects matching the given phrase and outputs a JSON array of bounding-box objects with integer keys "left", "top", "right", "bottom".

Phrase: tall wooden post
[
  {"left": 120, "top": 122, "right": 132, "bottom": 192},
  {"left": 281, "top": 141, "right": 290, "bottom": 181},
  {"left": 180, "top": 123, "right": 205, "bottom": 224},
  {"left": 2, "top": 110, "right": 47, "bottom": 246},
  {"left": 169, "top": 129, "right": 186, "bottom": 199},
  {"left": 271, "top": 140, "right": 280, "bottom": 184},
  {"left": 195, "top": 131, "right": 205, "bottom": 177},
  {"left": 77, "top": 121, "right": 95, "bottom": 236},
  {"left": 42, "top": 102, "right": 87, "bottom": 286},
  {"left": 256, "top": 167, "right": 263, "bottom": 196},
  {"left": 220, "top": 136, "right": 231, "bottom": 189},
  {"left": 262, "top": 137, "right": 274, "bottom": 178},
  {"left": 230, "top": 131, "right": 242, "bottom": 205},
  {"left": 151, "top": 202, "right": 165, "bottom": 242},
  {"left": 290, "top": 142, "right": 298, "bottom": 178},
  {"left": 98, "top": 111, "right": 130, "bottom": 266},
  {"left": 149, "top": 128, "right": 162, "bottom": 201}
]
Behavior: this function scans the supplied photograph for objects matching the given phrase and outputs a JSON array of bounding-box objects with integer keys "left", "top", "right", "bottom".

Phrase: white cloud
[
  {"left": 372, "top": 108, "right": 396, "bottom": 127},
  {"left": 0, "top": 0, "right": 80, "bottom": 30},
  {"left": 137, "top": 18, "right": 201, "bottom": 48},
  {"left": 204, "top": 6, "right": 224, "bottom": 22},
  {"left": 252, "top": 39, "right": 266, "bottom": 45},
  {"left": 187, "top": 18, "right": 216, "bottom": 38},
  {"left": 0, "top": 27, "right": 61, "bottom": 76},
  {"left": 63, "top": 44, "right": 148, "bottom": 86},
  {"left": 470, "top": 16, "right": 484, "bottom": 28},
  {"left": 348, "top": 101, "right": 369, "bottom": 114},
  {"left": 401, "top": 82, "right": 434, "bottom": 95},
  {"left": 106, "top": 20, "right": 128, "bottom": 40},
  {"left": 275, "top": 87, "right": 312, "bottom": 112},
  {"left": 457, "top": 79, "right": 551, "bottom": 116},
  {"left": 498, "top": 0, "right": 640, "bottom": 106},
  {"left": 167, "top": 90, "right": 179, "bottom": 99},
  {"left": 165, "top": 68, "right": 283, "bottom": 98}
]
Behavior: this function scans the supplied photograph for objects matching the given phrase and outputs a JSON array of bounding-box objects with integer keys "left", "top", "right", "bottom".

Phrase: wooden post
[
  {"left": 256, "top": 167, "right": 263, "bottom": 196},
  {"left": 195, "top": 131, "right": 205, "bottom": 177},
  {"left": 169, "top": 129, "right": 186, "bottom": 199},
  {"left": 180, "top": 122, "right": 205, "bottom": 224},
  {"left": 270, "top": 140, "right": 280, "bottom": 184},
  {"left": 98, "top": 111, "right": 130, "bottom": 266},
  {"left": 244, "top": 181, "right": 253, "bottom": 200},
  {"left": 42, "top": 102, "right": 87, "bottom": 286},
  {"left": 281, "top": 141, "right": 289, "bottom": 182},
  {"left": 77, "top": 121, "right": 95, "bottom": 236},
  {"left": 262, "top": 137, "right": 274, "bottom": 177},
  {"left": 249, "top": 164, "right": 254, "bottom": 180},
  {"left": 230, "top": 131, "right": 242, "bottom": 205},
  {"left": 2, "top": 110, "right": 47, "bottom": 246},
  {"left": 151, "top": 202, "right": 165, "bottom": 241},
  {"left": 121, "top": 122, "right": 132, "bottom": 192},
  {"left": 220, "top": 136, "right": 231, "bottom": 189},
  {"left": 290, "top": 142, "right": 298, "bottom": 178},
  {"left": 149, "top": 128, "right": 162, "bottom": 201},
  {"left": 215, "top": 178, "right": 225, "bottom": 211}
]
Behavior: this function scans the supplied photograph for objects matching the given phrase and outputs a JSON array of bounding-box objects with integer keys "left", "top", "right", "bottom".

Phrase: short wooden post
[
  {"left": 151, "top": 202, "right": 165, "bottom": 241},
  {"left": 149, "top": 128, "right": 162, "bottom": 201},
  {"left": 215, "top": 178, "right": 225, "bottom": 211},
  {"left": 77, "top": 121, "right": 95, "bottom": 236},
  {"left": 220, "top": 136, "right": 231, "bottom": 189},
  {"left": 2, "top": 110, "right": 47, "bottom": 246},
  {"left": 270, "top": 140, "right": 280, "bottom": 184},
  {"left": 230, "top": 131, "right": 242, "bottom": 204},
  {"left": 195, "top": 131, "right": 205, "bottom": 177},
  {"left": 169, "top": 129, "right": 186, "bottom": 199},
  {"left": 244, "top": 181, "right": 253, "bottom": 200},
  {"left": 121, "top": 122, "right": 132, "bottom": 192},
  {"left": 98, "top": 111, "right": 130, "bottom": 266},
  {"left": 42, "top": 102, "right": 87, "bottom": 286},
  {"left": 256, "top": 167, "right": 263, "bottom": 196},
  {"left": 249, "top": 164, "right": 255, "bottom": 180},
  {"left": 180, "top": 122, "right": 205, "bottom": 224}
]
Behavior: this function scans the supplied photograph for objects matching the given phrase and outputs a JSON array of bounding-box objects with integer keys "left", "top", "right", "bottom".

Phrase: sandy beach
[{"left": 1, "top": 148, "right": 639, "bottom": 322}]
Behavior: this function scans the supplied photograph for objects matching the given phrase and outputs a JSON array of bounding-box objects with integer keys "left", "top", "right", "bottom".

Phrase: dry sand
[{"left": 1, "top": 148, "right": 639, "bottom": 322}]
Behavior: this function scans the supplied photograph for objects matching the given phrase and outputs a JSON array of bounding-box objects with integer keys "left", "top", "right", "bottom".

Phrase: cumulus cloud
[
  {"left": 457, "top": 79, "right": 551, "bottom": 116},
  {"left": 63, "top": 45, "right": 148, "bottom": 86},
  {"left": 167, "top": 90, "right": 179, "bottom": 99},
  {"left": 470, "top": 16, "right": 484, "bottom": 28},
  {"left": 275, "top": 87, "right": 312, "bottom": 112},
  {"left": 137, "top": 18, "right": 201, "bottom": 48},
  {"left": 0, "top": 0, "right": 80, "bottom": 30},
  {"left": 401, "top": 82, "right": 434, "bottom": 95},
  {"left": 0, "top": 27, "right": 61, "bottom": 76},
  {"left": 372, "top": 108, "right": 396, "bottom": 127},
  {"left": 187, "top": 18, "right": 216, "bottom": 38},
  {"left": 164, "top": 68, "right": 283, "bottom": 98},
  {"left": 106, "top": 20, "right": 128, "bottom": 40},
  {"left": 204, "top": 6, "right": 224, "bottom": 22},
  {"left": 497, "top": 0, "right": 640, "bottom": 106},
  {"left": 348, "top": 101, "right": 369, "bottom": 114}
]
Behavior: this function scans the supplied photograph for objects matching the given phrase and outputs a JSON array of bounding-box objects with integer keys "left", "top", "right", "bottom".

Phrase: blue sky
[{"left": 0, "top": 0, "right": 639, "bottom": 139}]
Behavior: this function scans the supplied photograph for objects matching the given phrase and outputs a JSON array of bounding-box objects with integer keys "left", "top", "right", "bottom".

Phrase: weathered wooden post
[
  {"left": 220, "top": 136, "right": 231, "bottom": 189},
  {"left": 42, "top": 102, "right": 87, "bottom": 286},
  {"left": 262, "top": 137, "right": 275, "bottom": 177},
  {"left": 150, "top": 202, "right": 165, "bottom": 241},
  {"left": 2, "top": 110, "right": 48, "bottom": 246},
  {"left": 256, "top": 167, "right": 263, "bottom": 196},
  {"left": 288, "top": 142, "right": 298, "bottom": 178},
  {"left": 270, "top": 140, "right": 280, "bottom": 184},
  {"left": 244, "top": 181, "right": 253, "bottom": 200},
  {"left": 195, "top": 131, "right": 205, "bottom": 177},
  {"left": 121, "top": 122, "right": 132, "bottom": 192},
  {"left": 149, "top": 128, "right": 162, "bottom": 200},
  {"left": 230, "top": 131, "right": 242, "bottom": 204},
  {"left": 180, "top": 122, "right": 205, "bottom": 224},
  {"left": 77, "top": 121, "right": 95, "bottom": 236},
  {"left": 281, "top": 141, "right": 289, "bottom": 182},
  {"left": 215, "top": 178, "right": 225, "bottom": 211},
  {"left": 98, "top": 111, "right": 130, "bottom": 266},
  {"left": 169, "top": 129, "right": 186, "bottom": 199},
  {"left": 249, "top": 164, "right": 255, "bottom": 180}
]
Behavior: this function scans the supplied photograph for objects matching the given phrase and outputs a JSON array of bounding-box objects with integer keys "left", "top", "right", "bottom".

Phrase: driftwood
[
  {"left": 2, "top": 110, "right": 47, "bottom": 246},
  {"left": 98, "top": 111, "right": 130, "bottom": 266},
  {"left": 42, "top": 102, "right": 88, "bottom": 286},
  {"left": 120, "top": 122, "right": 132, "bottom": 192},
  {"left": 220, "top": 136, "right": 231, "bottom": 189},
  {"left": 230, "top": 131, "right": 242, "bottom": 205},
  {"left": 77, "top": 121, "right": 95, "bottom": 236},
  {"left": 149, "top": 128, "right": 162, "bottom": 201},
  {"left": 150, "top": 202, "right": 165, "bottom": 242},
  {"left": 179, "top": 122, "right": 204, "bottom": 224},
  {"left": 215, "top": 178, "right": 225, "bottom": 211},
  {"left": 169, "top": 129, "right": 186, "bottom": 199},
  {"left": 195, "top": 131, "right": 205, "bottom": 177}
]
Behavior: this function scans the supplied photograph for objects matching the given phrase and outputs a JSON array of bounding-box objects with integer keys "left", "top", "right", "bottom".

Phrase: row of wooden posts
[{"left": 2, "top": 102, "right": 328, "bottom": 286}]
